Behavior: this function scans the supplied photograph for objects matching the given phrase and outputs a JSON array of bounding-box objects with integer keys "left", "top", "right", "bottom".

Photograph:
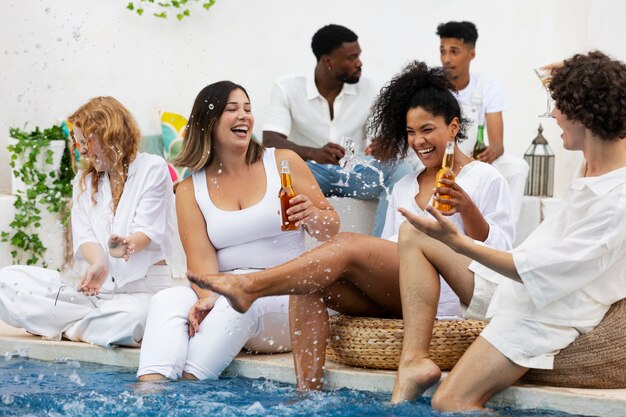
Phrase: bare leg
[
  {"left": 187, "top": 233, "right": 402, "bottom": 317},
  {"left": 289, "top": 294, "right": 327, "bottom": 390},
  {"left": 391, "top": 222, "right": 475, "bottom": 404},
  {"left": 138, "top": 374, "right": 168, "bottom": 382},
  {"left": 431, "top": 336, "right": 528, "bottom": 412}
]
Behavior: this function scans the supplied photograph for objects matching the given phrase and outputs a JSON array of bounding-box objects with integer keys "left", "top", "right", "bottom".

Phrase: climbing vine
[
  {"left": 127, "top": 0, "right": 216, "bottom": 20},
  {"left": 2, "top": 126, "right": 74, "bottom": 267}
]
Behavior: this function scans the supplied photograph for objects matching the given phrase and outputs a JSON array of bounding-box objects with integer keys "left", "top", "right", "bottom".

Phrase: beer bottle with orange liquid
[
  {"left": 433, "top": 141, "right": 456, "bottom": 212},
  {"left": 279, "top": 160, "right": 298, "bottom": 231}
]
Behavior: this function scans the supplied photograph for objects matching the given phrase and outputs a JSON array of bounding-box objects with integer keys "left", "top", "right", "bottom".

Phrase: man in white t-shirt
[
  {"left": 437, "top": 21, "right": 505, "bottom": 162},
  {"left": 263, "top": 24, "right": 410, "bottom": 236},
  {"left": 437, "top": 21, "right": 528, "bottom": 225}
]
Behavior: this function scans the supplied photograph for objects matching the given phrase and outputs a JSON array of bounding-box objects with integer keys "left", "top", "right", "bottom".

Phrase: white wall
[{"left": 1, "top": 0, "right": 624, "bottom": 197}]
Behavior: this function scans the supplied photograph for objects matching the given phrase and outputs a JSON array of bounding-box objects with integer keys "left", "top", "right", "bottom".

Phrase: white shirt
[
  {"left": 263, "top": 74, "right": 379, "bottom": 154},
  {"left": 382, "top": 161, "right": 514, "bottom": 319},
  {"left": 72, "top": 153, "right": 176, "bottom": 288},
  {"left": 454, "top": 73, "right": 506, "bottom": 157},
  {"left": 382, "top": 160, "right": 514, "bottom": 250},
  {"left": 476, "top": 166, "right": 626, "bottom": 327}
]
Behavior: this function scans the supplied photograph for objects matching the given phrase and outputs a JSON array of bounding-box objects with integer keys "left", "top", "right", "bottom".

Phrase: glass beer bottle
[
  {"left": 433, "top": 141, "right": 456, "bottom": 212},
  {"left": 472, "top": 124, "right": 486, "bottom": 159},
  {"left": 279, "top": 160, "right": 298, "bottom": 231}
]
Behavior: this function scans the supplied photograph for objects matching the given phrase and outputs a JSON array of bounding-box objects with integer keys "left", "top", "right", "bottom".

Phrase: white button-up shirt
[
  {"left": 476, "top": 166, "right": 626, "bottom": 327},
  {"left": 263, "top": 73, "right": 379, "bottom": 155},
  {"left": 72, "top": 153, "right": 176, "bottom": 289}
]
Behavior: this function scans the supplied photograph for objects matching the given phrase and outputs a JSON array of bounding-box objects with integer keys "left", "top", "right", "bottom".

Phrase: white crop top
[{"left": 192, "top": 148, "right": 305, "bottom": 272}]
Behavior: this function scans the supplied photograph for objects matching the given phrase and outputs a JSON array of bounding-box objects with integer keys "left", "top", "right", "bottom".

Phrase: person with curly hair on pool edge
[{"left": 392, "top": 50, "right": 626, "bottom": 411}]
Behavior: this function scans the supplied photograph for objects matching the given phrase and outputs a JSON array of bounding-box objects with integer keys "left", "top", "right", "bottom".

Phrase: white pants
[
  {"left": 0, "top": 265, "right": 171, "bottom": 348},
  {"left": 137, "top": 285, "right": 292, "bottom": 380}
]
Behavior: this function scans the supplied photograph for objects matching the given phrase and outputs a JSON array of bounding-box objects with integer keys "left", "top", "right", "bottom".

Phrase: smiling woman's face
[
  {"left": 405, "top": 106, "right": 459, "bottom": 169},
  {"left": 212, "top": 88, "right": 255, "bottom": 152}
]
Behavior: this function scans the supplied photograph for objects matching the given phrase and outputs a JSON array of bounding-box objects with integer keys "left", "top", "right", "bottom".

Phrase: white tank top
[{"left": 192, "top": 148, "right": 305, "bottom": 272}]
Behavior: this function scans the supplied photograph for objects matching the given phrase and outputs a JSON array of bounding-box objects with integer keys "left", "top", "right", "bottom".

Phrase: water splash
[{"left": 334, "top": 138, "right": 390, "bottom": 201}]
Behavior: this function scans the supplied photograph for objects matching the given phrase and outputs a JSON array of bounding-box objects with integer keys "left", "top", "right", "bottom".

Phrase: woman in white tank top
[{"left": 137, "top": 81, "right": 339, "bottom": 381}]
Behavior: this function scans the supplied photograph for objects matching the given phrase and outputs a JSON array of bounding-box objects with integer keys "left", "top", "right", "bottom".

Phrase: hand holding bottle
[{"left": 432, "top": 179, "right": 477, "bottom": 216}]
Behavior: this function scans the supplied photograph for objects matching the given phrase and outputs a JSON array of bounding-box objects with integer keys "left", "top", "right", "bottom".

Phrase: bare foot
[
  {"left": 391, "top": 358, "right": 441, "bottom": 404},
  {"left": 186, "top": 271, "right": 255, "bottom": 313}
]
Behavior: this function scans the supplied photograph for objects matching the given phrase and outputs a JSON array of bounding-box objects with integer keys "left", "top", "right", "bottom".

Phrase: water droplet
[
  {"left": 36, "top": 44, "right": 42, "bottom": 49},
  {"left": 45, "top": 7, "right": 51, "bottom": 13}
]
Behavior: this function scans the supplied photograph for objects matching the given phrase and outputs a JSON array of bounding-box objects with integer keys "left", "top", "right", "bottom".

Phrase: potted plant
[{"left": 2, "top": 125, "right": 75, "bottom": 267}]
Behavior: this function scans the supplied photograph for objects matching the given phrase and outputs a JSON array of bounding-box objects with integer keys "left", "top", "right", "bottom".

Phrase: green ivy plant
[
  {"left": 127, "top": 0, "right": 216, "bottom": 20},
  {"left": 2, "top": 126, "right": 74, "bottom": 267}
]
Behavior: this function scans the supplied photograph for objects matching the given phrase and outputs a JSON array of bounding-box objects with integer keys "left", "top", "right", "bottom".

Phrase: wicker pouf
[
  {"left": 522, "top": 298, "right": 626, "bottom": 389},
  {"left": 326, "top": 316, "right": 486, "bottom": 371}
]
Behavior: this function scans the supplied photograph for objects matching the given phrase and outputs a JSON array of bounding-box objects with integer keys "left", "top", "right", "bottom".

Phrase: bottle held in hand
[
  {"left": 433, "top": 141, "right": 456, "bottom": 212},
  {"left": 472, "top": 124, "right": 486, "bottom": 159},
  {"left": 279, "top": 160, "right": 298, "bottom": 231}
]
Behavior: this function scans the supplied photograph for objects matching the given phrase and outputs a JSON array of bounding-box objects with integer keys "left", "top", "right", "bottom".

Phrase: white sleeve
[
  {"left": 129, "top": 158, "right": 172, "bottom": 247},
  {"left": 71, "top": 176, "right": 98, "bottom": 259},
  {"left": 513, "top": 193, "right": 626, "bottom": 308},
  {"left": 479, "top": 172, "right": 515, "bottom": 250},
  {"left": 483, "top": 79, "right": 506, "bottom": 114},
  {"left": 262, "top": 81, "right": 292, "bottom": 136}
]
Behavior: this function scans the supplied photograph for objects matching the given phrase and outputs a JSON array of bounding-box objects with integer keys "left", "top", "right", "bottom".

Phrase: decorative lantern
[{"left": 524, "top": 124, "right": 555, "bottom": 197}]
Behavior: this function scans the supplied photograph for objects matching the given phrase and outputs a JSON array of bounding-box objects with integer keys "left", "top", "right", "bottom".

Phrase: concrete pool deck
[{"left": 0, "top": 321, "right": 624, "bottom": 417}]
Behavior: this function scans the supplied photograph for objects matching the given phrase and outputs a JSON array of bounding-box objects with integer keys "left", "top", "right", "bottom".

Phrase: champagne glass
[{"left": 534, "top": 68, "right": 553, "bottom": 118}]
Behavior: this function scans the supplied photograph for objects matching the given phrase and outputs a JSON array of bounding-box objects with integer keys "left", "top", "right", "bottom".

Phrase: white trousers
[
  {"left": 0, "top": 265, "right": 171, "bottom": 348},
  {"left": 137, "top": 285, "right": 292, "bottom": 380}
]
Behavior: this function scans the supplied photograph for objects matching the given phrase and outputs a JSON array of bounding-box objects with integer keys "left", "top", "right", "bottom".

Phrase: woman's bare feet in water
[
  {"left": 391, "top": 358, "right": 442, "bottom": 404},
  {"left": 186, "top": 271, "right": 255, "bottom": 313}
]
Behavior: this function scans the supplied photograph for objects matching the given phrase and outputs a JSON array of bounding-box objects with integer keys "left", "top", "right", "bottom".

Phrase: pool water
[{"left": 0, "top": 354, "right": 587, "bottom": 417}]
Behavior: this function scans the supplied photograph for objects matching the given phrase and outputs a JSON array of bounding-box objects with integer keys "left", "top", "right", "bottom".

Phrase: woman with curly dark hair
[
  {"left": 393, "top": 51, "right": 626, "bottom": 411},
  {"left": 187, "top": 61, "right": 515, "bottom": 391}
]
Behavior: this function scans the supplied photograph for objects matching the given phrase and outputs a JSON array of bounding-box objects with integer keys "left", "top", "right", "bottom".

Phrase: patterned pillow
[{"left": 160, "top": 111, "right": 191, "bottom": 183}]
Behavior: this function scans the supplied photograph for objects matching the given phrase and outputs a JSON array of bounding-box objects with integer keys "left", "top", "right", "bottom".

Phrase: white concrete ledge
[{"left": 1, "top": 322, "right": 624, "bottom": 416}]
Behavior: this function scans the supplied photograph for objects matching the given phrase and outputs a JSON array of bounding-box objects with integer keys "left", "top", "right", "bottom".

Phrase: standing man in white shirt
[{"left": 263, "top": 24, "right": 410, "bottom": 236}]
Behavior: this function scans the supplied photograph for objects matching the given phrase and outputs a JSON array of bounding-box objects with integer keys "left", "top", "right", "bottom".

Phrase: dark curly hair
[
  {"left": 436, "top": 21, "right": 478, "bottom": 47},
  {"left": 368, "top": 61, "right": 469, "bottom": 162},
  {"left": 549, "top": 51, "right": 626, "bottom": 141},
  {"left": 311, "top": 24, "right": 358, "bottom": 61}
]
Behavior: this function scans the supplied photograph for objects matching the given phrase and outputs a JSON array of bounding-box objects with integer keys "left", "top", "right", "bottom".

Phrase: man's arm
[
  {"left": 263, "top": 131, "right": 344, "bottom": 165},
  {"left": 476, "top": 112, "right": 504, "bottom": 164}
]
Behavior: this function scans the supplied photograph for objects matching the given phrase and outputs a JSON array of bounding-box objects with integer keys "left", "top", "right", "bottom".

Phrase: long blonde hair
[{"left": 68, "top": 96, "right": 140, "bottom": 212}]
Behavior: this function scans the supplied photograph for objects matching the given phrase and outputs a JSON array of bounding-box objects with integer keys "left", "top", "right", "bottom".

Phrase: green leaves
[
  {"left": 127, "top": 0, "right": 216, "bottom": 20},
  {"left": 2, "top": 125, "right": 75, "bottom": 267}
]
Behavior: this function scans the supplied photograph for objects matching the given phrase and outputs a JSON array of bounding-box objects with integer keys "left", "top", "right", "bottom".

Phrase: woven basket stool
[
  {"left": 522, "top": 298, "right": 626, "bottom": 389},
  {"left": 326, "top": 315, "right": 486, "bottom": 371}
]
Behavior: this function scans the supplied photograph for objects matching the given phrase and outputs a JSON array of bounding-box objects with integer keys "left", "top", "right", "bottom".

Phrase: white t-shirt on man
[{"left": 454, "top": 72, "right": 506, "bottom": 157}]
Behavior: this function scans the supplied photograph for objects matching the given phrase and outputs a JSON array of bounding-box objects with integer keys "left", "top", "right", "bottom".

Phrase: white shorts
[
  {"left": 462, "top": 272, "right": 498, "bottom": 321},
  {"left": 480, "top": 315, "right": 593, "bottom": 369}
]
